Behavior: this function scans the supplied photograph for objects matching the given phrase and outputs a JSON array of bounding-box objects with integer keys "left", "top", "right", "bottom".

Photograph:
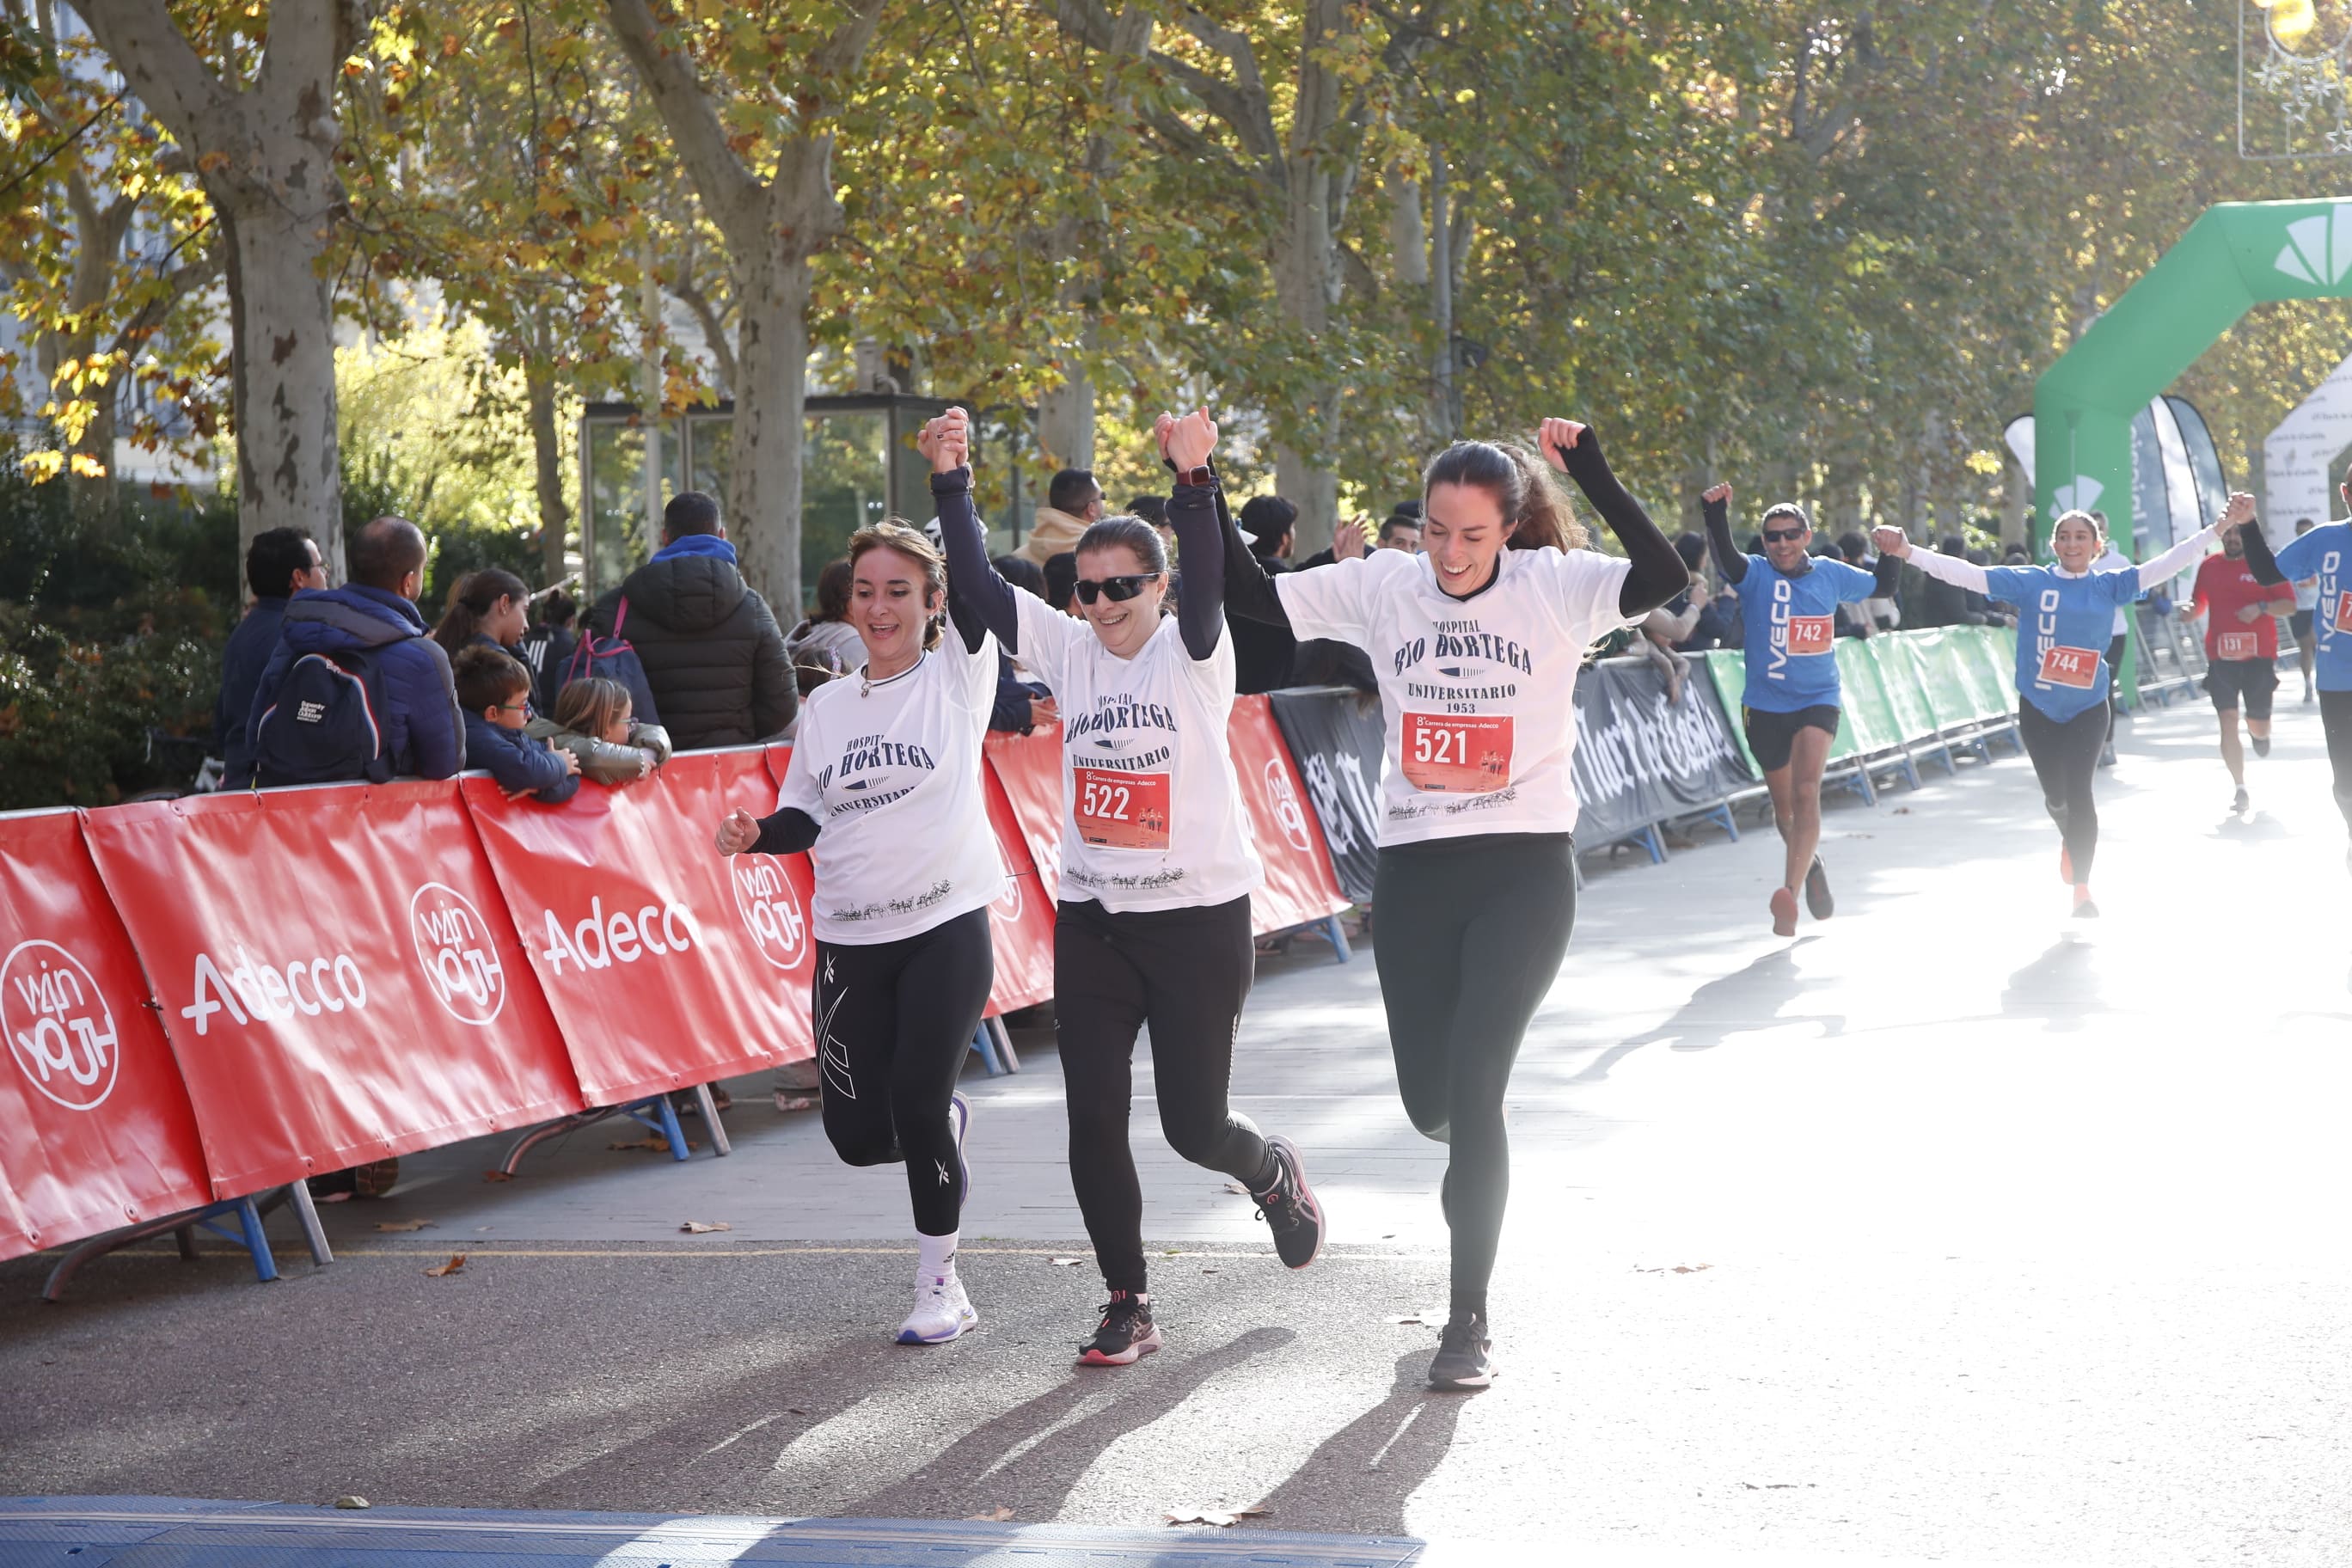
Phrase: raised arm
[
  {"left": 1871, "top": 553, "right": 1903, "bottom": 598},
  {"left": 2240, "top": 520, "right": 2285, "bottom": 585},
  {"left": 922, "top": 409, "right": 1018, "bottom": 656},
  {"left": 1160, "top": 409, "right": 1228, "bottom": 661},
  {"left": 2136, "top": 523, "right": 2220, "bottom": 594},
  {"left": 1545, "top": 419, "right": 1684, "bottom": 618},
  {"left": 1701, "top": 483, "right": 1748, "bottom": 585},
  {"left": 1871, "top": 525, "right": 1991, "bottom": 593}
]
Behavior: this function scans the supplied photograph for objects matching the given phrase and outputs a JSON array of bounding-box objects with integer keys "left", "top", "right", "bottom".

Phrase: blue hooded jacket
[
  {"left": 212, "top": 595, "right": 289, "bottom": 781},
  {"left": 242, "top": 585, "right": 465, "bottom": 785}
]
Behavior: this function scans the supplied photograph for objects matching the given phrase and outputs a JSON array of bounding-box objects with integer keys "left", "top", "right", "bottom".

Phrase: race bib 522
[{"left": 1074, "top": 768, "right": 1170, "bottom": 851}]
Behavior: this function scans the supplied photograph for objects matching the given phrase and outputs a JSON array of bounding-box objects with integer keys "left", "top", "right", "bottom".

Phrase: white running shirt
[
  {"left": 1012, "top": 591, "right": 1263, "bottom": 913},
  {"left": 1274, "top": 546, "right": 1636, "bottom": 847},
  {"left": 775, "top": 631, "right": 1006, "bottom": 944}
]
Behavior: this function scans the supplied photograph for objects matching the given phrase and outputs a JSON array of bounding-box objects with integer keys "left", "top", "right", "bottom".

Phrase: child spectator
[
  {"left": 528, "top": 677, "right": 673, "bottom": 784},
  {"left": 455, "top": 645, "right": 580, "bottom": 803}
]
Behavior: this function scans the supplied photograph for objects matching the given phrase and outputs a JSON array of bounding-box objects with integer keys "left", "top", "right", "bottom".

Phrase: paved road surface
[{"left": 5, "top": 695, "right": 2349, "bottom": 1565}]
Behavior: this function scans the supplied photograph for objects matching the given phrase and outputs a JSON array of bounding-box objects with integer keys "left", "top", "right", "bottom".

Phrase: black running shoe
[
  {"left": 2072, "top": 898, "right": 2101, "bottom": 920},
  {"left": 2252, "top": 734, "right": 2271, "bottom": 758},
  {"left": 2233, "top": 786, "right": 2251, "bottom": 816},
  {"left": 1428, "top": 1314, "right": 1495, "bottom": 1390},
  {"left": 1253, "top": 1135, "right": 1325, "bottom": 1269},
  {"left": 1803, "top": 855, "right": 1834, "bottom": 920},
  {"left": 1078, "top": 1292, "right": 1161, "bottom": 1366}
]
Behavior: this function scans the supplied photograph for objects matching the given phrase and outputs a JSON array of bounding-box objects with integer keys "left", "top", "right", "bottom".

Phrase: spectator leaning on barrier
[
  {"left": 213, "top": 526, "right": 327, "bottom": 783},
  {"left": 1018, "top": 468, "right": 1106, "bottom": 565},
  {"left": 456, "top": 644, "right": 580, "bottom": 803},
  {"left": 529, "top": 676, "right": 672, "bottom": 785},
  {"left": 1665, "top": 531, "right": 1732, "bottom": 651},
  {"left": 588, "top": 490, "right": 797, "bottom": 750},
  {"left": 242, "top": 515, "right": 465, "bottom": 786}
]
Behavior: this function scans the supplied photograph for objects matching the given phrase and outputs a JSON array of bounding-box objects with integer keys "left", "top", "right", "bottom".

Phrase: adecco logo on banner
[
  {"left": 408, "top": 882, "right": 506, "bottom": 1025},
  {"left": 536, "top": 895, "right": 700, "bottom": 975},
  {"left": 3, "top": 940, "right": 119, "bottom": 1111},
  {"left": 729, "top": 856, "right": 806, "bottom": 971},
  {"left": 180, "top": 944, "right": 369, "bottom": 1036},
  {"left": 1262, "top": 757, "right": 1315, "bottom": 853}
]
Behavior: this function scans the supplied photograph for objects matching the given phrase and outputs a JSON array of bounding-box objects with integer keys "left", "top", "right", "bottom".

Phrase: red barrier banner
[
  {"left": 1228, "top": 695, "right": 1351, "bottom": 934},
  {"left": 80, "top": 782, "right": 584, "bottom": 1199},
  {"left": 464, "top": 749, "right": 809, "bottom": 1106},
  {"left": 0, "top": 809, "right": 211, "bottom": 1260},
  {"left": 983, "top": 729, "right": 1064, "bottom": 905},
  {"left": 978, "top": 762, "right": 1057, "bottom": 1014}
]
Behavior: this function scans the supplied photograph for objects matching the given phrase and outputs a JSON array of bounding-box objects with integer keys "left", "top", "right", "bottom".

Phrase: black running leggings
[
  {"left": 2018, "top": 698, "right": 2106, "bottom": 884},
  {"left": 1371, "top": 832, "right": 1579, "bottom": 1320},
  {"left": 2321, "top": 691, "right": 2352, "bottom": 832},
  {"left": 814, "top": 907, "right": 995, "bottom": 1237},
  {"left": 2105, "top": 633, "right": 2128, "bottom": 739},
  {"left": 1057, "top": 895, "right": 1277, "bottom": 1295}
]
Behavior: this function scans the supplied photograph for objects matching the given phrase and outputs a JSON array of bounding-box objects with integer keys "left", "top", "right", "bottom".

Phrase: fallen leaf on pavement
[
  {"left": 965, "top": 1506, "right": 1014, "bottom": 1522},
  {"left": 680, "top": 1221, "right": 732, "bottom": 1234},
  {"left": 481, "top": 1170, "right": 514, "bottom": 1183},
  {"left": 1386, "top": 1312, "right": 1442, "bottom": 1326},
  {"left": 1049, "top": 1257, "right": 1084, "bottom": 1266},
  {"left": 373, "top": 1218, "right": 434, "bottom": 1233},
  {"left": 1635, "top": 1263, "right": 1713, "bottom": 1274},
  {"left": 315, "top": 1191, "right": 352, "bottom": 1204},
  {"left": 1165, "top": 1507, "right": 1265, "bottom": 1528},
  {"left": 333, "top": 1496, "right": 369, "bottom": 1510},
  {"left": 610, "top": 1138, "right": 670, "bottom": 1152},
  {"left": 424, "top": 1254, "right": 467, "bottom": 1277},
  {"left": 1892, "top": 806, "right": 1913, "bottom": 815},
  {"left": 1200, "top": 1268, "right": 1219, "bottom": 1275},
  {"left": 1222, "top": 1182, "right": 1250, "bottom": 1195}
]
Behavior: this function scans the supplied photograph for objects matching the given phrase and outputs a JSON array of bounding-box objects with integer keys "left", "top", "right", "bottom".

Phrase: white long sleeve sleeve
[
  {"left": 2135, "top": 524, "right": 2219, "bottom": 591},
  {"left": 1903, "top": 547, "right": 1990, "bottom": 594}
]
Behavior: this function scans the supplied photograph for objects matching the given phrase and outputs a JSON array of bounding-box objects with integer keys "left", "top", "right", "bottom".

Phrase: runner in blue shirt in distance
[
  {"left": 2241, "top": 472, "right": 2352, "bottom": 870},
  {"left": 1874, "top": 497, "right": 2233, "bottom": 918},
  {"left": 1705, "top": 484, "right": 1902, "bottom": 936}
]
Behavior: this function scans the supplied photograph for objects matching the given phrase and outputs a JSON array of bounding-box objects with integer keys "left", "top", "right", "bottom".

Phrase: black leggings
[
  {"left": 2018, "top": 699, "right": 2106, "bottom": 883},
  {"left": 814, "top": 907, "right": 995, "bottom": 1236},
  {"left": 2106, "top": 633, "right": 2128, "bottom": 738},
  {"left": 1371, "top": 832, "right": 1579, "bottom": 1320},
  {"left": 1057, "top": 895, "right": 1275, "bottom": 1295},
  {"left": 2321, "top": 691, "right": 2352, "bottom": 833}
]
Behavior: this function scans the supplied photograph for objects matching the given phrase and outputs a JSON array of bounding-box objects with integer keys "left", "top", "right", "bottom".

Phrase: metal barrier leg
[
  {"left": 693, "top": 1082, "right": 733, "bottom": 1158},
  {"left": 650, "top": 1096, "right": 690, "bottom": 1161},
  {"left": 174, "top": 1225, "right": 199, "bottom": 1262},
  {"left": 1318, "top": 915, "right": 1354, "bottom": 963},
  {"left": 1640, "top": 824, "right": 1668, "bottom": 864},
  {"left": 970, "top": 1022, "right": 1007, "bottom": 1076},
  {"left": 232, "top": 1197, "right": 279, "bottom": 1283},
  {"left": 499, "top": 1107, "right": 620, "bottom": 1176},
  {"left": 285, "top": 1180, "right": 334, "bottom": 1268},
  {"left": 987, "top": 1014, "right": 1020, "bottom": 1072},
  {"left": 1705, "top": 803, "right": 1740, "bottom": 842}
]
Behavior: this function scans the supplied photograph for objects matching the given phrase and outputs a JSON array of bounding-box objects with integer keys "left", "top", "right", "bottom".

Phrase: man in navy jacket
[
  {"left": 240, "top": 516, "right": 465, "bottom": 785},
  {"left": 212, "top": 527, "right": 327, "bottom": 782}
]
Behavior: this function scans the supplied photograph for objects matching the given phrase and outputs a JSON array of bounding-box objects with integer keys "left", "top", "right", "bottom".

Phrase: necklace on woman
[{"left": 861, "top": 651, "right": 925, "bottom": 697}]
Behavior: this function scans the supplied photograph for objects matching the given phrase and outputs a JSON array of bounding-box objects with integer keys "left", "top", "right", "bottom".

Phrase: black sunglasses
[
  {"left": 1762, "top": 527, "right": 1806, "bottom": 543},
  {"left": 1075, "top": 573, "right": 1160, "bottom": 604}
]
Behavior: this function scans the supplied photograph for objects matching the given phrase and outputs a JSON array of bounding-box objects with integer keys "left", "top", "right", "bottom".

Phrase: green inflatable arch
[{"left": 2034, "top": 198, "right": 2352, "bottom": 545}]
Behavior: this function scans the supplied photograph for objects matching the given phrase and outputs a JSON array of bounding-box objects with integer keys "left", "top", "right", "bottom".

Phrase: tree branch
[
  {"left": 77, "top": 0, "right": 229, "bottom": 147},
  {"left": 602, "top": 0, "right": 765, "bottom": 235}
]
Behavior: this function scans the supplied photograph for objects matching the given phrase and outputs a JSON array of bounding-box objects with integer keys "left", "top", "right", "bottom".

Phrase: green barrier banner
[
  {"left": 1833, "top": 640, "right": 1903, "bottom": 755},
  {"left": 1865, "top": 636, "right": 1943, "bottom": 746},
  {"left": 1945, "top": 627, "right": 2011, "bottom": 723}
]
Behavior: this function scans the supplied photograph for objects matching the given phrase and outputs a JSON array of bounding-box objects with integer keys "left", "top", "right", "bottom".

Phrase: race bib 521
[
  {"left": 1074, "top": 768, "right": 1170, "bottom": 851},
  {"left": 1401, "top": 713, "right": 1514, "bottom": 793}
]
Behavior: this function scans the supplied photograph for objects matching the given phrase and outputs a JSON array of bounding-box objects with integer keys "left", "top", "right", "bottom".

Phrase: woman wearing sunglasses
[
  {"left": 927, "top": 403, "right": 1324, "bottom": 1369},
  {"left": 1874, "top": 499, "right": 2230, "bottom": 916},
  {"left": 1221, "top": 418, "right": 1683, "bottom": 1390},
  {"left": 713, "top": 516, "right": 1001, "bottom": 1349},
  {"left": 1701, "top": 487, "right": 1904, "bottom": 936}
]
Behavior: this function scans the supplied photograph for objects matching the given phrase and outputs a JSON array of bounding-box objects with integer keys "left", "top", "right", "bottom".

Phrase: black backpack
[{"left": 253, "top": 647, "right": 395, "bottom": 787}]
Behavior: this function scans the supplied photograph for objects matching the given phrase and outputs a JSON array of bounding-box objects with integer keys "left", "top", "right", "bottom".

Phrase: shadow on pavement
[
  {"left": 845, "top": 1325, "right": 1295, "bottom": 1522},
  {"left": 1241, "top": 1348, "right": 1471, "bottom": 1537},
  {"left": 1572, "top": 937, "right": 1844, "bottom": 1081},
  {"left": 1998, "top": 935, "right": 2103, "bottom": 1031}
]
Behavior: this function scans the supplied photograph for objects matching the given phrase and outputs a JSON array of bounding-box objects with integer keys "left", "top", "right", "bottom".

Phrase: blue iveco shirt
[
  {"left": 2274, "top": 522, "right": 2352, "bottom": 692},
  {"left": 1979, "top": 564, "right": 2142, "bottom": 722},
  {"left": 1731, "top": 556, "right": 1879, "bottom": 713}
]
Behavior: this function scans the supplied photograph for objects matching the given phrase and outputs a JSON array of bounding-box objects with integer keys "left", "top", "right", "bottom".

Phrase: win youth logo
[
  {"left": 1262, "top": 758, "right": 1314, "bottom": 853},
  {"left": 408, "top": 883, "right": 506, "bottom": 1026},
  {"left": 730, "top": 856, "right": 807, "bottom": 971},
  {"left": 2276, "top": 207, "right": 2352, "bottom": 285},
  {"left": 3, "top": 940, "right": 119, "bottom": 1112}
]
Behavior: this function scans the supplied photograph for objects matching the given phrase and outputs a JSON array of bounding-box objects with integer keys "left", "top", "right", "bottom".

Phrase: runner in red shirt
[{"left": 2184, "top": 517, "right": 2297, "bottom": 814}]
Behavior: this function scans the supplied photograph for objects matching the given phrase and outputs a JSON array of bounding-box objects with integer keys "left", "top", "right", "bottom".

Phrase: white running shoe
[{"left": 897, "top": 1274, "right": 977, "bottom": 1345}]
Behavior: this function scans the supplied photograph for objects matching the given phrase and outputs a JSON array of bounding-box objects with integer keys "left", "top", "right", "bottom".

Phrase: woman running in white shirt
[
  {"left": 714, "top": 518, "right": 1001, "bottom": 1346},
  {"left": 1222, "top": 418, "right": 1684, "bottom": 1389},
  {"left": 928, "top": 405, "right": 1323, "bottom": 1368}
]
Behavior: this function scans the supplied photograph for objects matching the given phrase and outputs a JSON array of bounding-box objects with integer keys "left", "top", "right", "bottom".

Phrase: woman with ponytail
[
  {"left": 711, "top": 515, "right": 1001, "bottom": 1349},
  {"left": 432, "top": 568, "right": 536, "bottom": 706},
  {"left": 1222, "top": 418, "right": 1684, "bottom": 1390}
]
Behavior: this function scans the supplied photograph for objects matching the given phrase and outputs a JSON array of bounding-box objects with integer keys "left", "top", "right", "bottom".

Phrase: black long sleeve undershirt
[
  {"left": 751, "top": 806, "right": 820, "bottom": 856},
  {"left": 1871, "top": 552, "right": 1904, "bottom": 598},
  {"left": 1164, "top": 482, "right": 1226, "bottom": 661},
  {"left": 1559, "top": 432, "right": 1685, "bottom": 618},
  {"left": 1703, "top": 493, "right": 1747, "bottom": 585},
  {"left": 2241, "top": 524, "right": 2286, "bottom": 586}
]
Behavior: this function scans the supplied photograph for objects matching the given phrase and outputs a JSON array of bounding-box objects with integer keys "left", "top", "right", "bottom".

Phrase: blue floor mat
[{"left": 0, "top": 1498, "right": 1425, "bottom": 1566}]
